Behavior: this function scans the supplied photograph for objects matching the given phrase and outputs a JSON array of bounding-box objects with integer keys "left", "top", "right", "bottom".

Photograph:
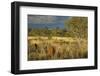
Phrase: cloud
[
  {"left": 28, "top": 15, "right": 69, "bottom": 24},
  {"left": 28, "top": 15, "right": 57, "bottom": 24}
]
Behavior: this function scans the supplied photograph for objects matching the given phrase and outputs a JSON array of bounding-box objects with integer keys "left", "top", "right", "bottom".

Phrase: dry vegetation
[
  {"left": 28, "top": 37, "right": 87, "bottom": 61},
  {"left": 28, "top": 17, "right": 88, "bottom": 61}
]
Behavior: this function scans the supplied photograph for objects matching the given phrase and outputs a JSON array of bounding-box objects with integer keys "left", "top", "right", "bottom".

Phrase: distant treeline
[
  {"left": 28, "top": 28, "right": 71, "bottom": 37},
  {"left": 28, "top": 17, "right": 88, "bottom": 38}
]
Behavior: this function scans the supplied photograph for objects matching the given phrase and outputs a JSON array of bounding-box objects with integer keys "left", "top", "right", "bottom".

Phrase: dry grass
[{"left": 28, "top": 36, "right": 88, "bottom": 61}]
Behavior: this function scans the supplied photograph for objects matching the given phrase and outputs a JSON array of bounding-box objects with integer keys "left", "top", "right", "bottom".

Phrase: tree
[{"left": 64, "top": 17, "right": 88, "bottom": 38}]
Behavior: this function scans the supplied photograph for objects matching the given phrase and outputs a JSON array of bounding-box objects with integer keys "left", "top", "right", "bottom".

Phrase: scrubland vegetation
[{"left": 28, "top": 17, "right": 88, "bottom": 61}]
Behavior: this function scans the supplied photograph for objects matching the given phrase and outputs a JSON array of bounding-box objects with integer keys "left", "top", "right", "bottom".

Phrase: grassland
[
  {"left": 28, "top": 36, "right": 87, "bottom": 61},
  {"left": 28, "top": 17, "right": 88, "bottom": 61}
]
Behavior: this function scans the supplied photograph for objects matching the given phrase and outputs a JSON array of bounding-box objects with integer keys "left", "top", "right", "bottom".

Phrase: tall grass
[{"left": 28, "top": 37, "right": 87, "bottom": 61}]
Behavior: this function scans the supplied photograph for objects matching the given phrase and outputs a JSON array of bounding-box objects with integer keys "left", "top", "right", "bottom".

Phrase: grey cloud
[{"left": 28, "top": 15, "right": 57, "bottom": 24}]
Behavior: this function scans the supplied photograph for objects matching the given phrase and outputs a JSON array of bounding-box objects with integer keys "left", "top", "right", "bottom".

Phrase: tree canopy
[{"left": 64, "top": 17, "right": 88, "bottom": 38}]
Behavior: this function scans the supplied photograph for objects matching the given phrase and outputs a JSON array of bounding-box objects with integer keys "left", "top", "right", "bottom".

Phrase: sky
[{"left": 28, "top": 15, "right": 70, "bottom": 29}]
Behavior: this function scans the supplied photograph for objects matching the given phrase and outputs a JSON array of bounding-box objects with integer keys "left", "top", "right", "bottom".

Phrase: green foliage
[
  {"left": 28, "top": 17, "right": 88, "bottom": 38},
  {"left": 28, "top": 28, "right": 69, "bottom": 37},
  {"left": 64, "top": 17, "right": 88, "bottom": 38},
  {"left": 28, "top": 17, "right": 88, "bottom": 61}
]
